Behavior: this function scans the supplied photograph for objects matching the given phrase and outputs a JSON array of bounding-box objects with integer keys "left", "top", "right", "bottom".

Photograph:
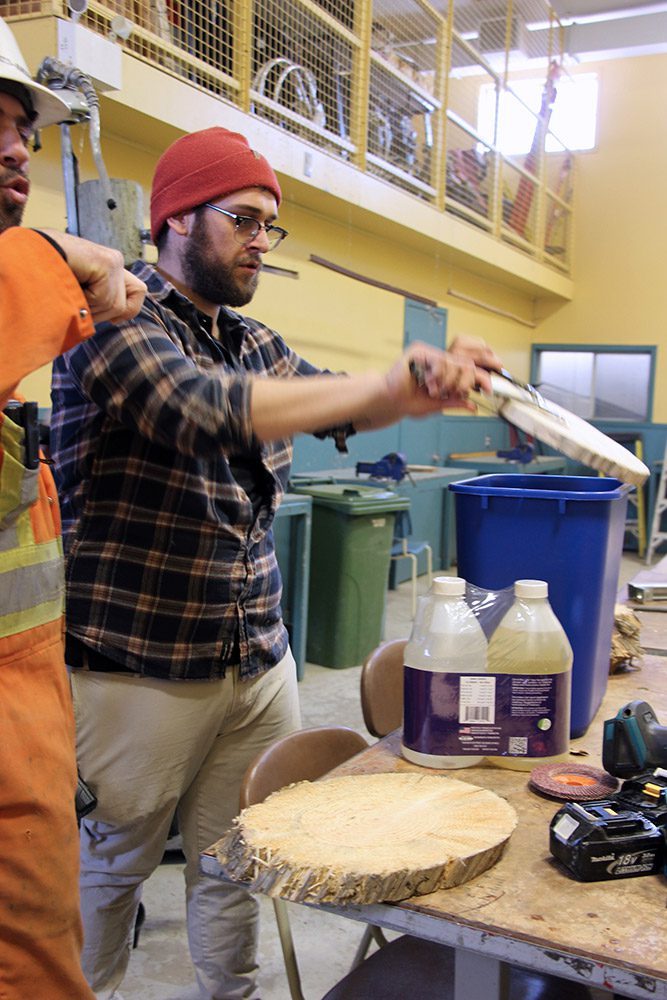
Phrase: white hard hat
[{"left": 0, "top": 16, "right": 70, "bottom": 127}]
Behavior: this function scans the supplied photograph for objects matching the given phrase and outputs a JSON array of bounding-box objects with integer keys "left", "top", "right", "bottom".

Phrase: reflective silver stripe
[
  {"left": 0, "top": 547, "right": 64, "bottom": 638},
  {"left": 0, "top": 591, "right": 63, "bottom": 638},
  {"left": 0, "top": 536, "right": 65, "bottom": 636},
  {"left": 0, "top": 553, "right": 63, "bottom": 616}
]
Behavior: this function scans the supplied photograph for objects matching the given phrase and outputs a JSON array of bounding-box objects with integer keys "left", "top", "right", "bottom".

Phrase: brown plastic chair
[
  {"left": 240, "top": 725, "right": 369, "bottom": 811},
  {"left": 240, "top": 725, "right": 379, "bottom": 1000},
  {"left": 360, "top": 638, "right": 407, "bottom": 738}
]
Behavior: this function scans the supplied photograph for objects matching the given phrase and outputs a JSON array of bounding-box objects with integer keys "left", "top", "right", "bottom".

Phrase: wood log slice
[
  {"left": 478, "top": 374, "right": 649, "bottom": 486},
  {"left": 212, "top": 772, "right": 517, "bottom": 905}
]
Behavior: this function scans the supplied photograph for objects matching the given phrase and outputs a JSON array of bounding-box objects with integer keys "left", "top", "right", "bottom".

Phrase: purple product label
[{"left": 403, "top": 667, "right": 570, "bottom": 758}]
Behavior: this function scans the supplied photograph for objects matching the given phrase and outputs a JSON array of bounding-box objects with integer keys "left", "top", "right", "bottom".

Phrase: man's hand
[
  {"left": 41, "top": 230, "right": 146, "bottom": 323},
  {"left": 385, "top": 339, "right": 502, "bottom": 417},
  {"left": 448, "top": 334, "right": 503, "bottom": 376}
]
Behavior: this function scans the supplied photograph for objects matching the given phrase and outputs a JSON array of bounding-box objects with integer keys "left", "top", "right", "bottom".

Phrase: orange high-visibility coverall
[{"left": 0, "top": 228, "right": 96, "bottom": 1000}]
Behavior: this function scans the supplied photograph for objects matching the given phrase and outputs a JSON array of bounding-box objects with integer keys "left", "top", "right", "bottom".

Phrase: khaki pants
[{"left": 72, "top": 650, "right": 301, "bottom": 1000}]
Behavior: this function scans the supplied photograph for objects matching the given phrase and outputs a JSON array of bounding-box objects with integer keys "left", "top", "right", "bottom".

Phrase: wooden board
[
  {"left": 477, "top": 375, "right": 650, "bottom": 487},
  {"left": 212, "top": 772, "right": 517, "bottom": 905}
]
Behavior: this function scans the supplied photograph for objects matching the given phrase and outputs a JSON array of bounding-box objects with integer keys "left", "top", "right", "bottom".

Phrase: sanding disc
[{"left": 529, "top": 762, "right": 619, "bottom": 800}]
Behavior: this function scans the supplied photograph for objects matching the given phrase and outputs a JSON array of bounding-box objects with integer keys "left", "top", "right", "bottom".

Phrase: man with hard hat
[
  {"left": 50, "top": 126, "right": 499, "bottom": 998},
  {"left": 0, "top": 15, "right": 145, "bottom": 1000}
]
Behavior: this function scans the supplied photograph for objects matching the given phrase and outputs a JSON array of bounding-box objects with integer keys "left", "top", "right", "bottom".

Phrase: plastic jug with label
[{"left": 402, "top": 576, "right": 488, "bottom": 769}]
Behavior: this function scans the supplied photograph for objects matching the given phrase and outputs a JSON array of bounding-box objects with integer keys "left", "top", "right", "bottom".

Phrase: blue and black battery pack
[{"left": 549, "top": 799, "right": 665, "bottom": 881}]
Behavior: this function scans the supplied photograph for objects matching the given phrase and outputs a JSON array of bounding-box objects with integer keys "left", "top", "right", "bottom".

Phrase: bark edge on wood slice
[{"left": 212, "top": 772, "right": 517, "bottom": 905}]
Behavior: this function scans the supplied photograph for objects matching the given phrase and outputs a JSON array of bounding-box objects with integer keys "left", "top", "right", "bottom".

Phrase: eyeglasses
[{"left": 203, "top": 203, "right": 288, "bottom": 251}]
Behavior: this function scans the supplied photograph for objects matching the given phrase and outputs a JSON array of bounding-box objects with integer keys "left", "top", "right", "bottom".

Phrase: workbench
[
  {"left": 445, "top": 454, "right": 567, "bottom": 476},
  {"left": 202, "top": 615, "right": 666, "bottom": 999}
]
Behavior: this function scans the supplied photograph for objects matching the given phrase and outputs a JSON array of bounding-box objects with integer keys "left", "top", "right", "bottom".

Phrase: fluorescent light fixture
[{"left": 527, "top": 2, "right": 667, "bottom": 30}]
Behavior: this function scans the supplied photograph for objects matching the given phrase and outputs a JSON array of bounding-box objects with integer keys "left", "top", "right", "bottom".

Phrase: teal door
[{"left": 398, "top": 299, "right": 448, "bottom": 465}]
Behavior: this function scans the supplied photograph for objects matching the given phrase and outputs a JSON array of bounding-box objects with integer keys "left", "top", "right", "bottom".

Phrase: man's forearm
[
  {"left": 249, "top": 341, "right": 495, "bottom": 445},
  {"left": 249, "top": 371, "right": 390, "bottom": 442}
]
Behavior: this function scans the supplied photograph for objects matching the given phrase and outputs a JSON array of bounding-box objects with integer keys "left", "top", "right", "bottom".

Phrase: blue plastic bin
[{"left": 450, "top": 475, "right": 631, "bottom": 737}]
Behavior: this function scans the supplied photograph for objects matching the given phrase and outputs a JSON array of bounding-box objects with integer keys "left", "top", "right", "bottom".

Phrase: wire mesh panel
[
  {"left": 445, "top": 123, "right": 493, "bottom": 227},
  {"left": 450, "top": 0, "right": 571, "bottom": 261},
  {"left": 366, "top": 63, "right": 437, "bottom": 196},
  {"left": 544, "top": 147, "right": 573, "bottom": 267},
  {"left": 77, "top": 1, "right": 237, "bottom": 98},
  {"left": 503, "top": 59, "right": 560, "bottom": 250},
  {"left": 448, "top": 33, "right": 496, "bottom": 134},
  {"left": 446, "top": 32, "right": 497, "bottom": 224},
  {"left": 514, "top": 0, "right": 563, "bottom": 67},
  {"left": 452, "top": 0, "right": 564, "bottom": 75},
  {"left": 311, "top": 0, "right": 355, "bottom": 31},
  {"left": 366, "top": 0, "right": 442, "bottom": 198},
  {"left": 251, "top": 0, "right": 357, "bottom": 154},
  {"left": 370, "top": 0, "right": 441, "bottom": 95},
  {"left": 500, "top": 152, "right": 538, "bottom": 245},
  {"left": 167, "top": 2, "right": 233, "bottom": 77}
]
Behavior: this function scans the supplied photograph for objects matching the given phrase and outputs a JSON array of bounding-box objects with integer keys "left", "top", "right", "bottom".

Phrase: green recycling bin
[{"left": 291, "top": 484, "right": 410, "bottom": 668}]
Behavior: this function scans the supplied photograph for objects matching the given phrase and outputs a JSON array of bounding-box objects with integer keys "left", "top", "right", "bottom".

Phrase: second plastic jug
[{"left": 486, "top": 579, "right": 573, "bottom": 771}]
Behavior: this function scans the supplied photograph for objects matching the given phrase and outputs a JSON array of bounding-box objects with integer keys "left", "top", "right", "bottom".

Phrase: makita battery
[
  {"left": 549, "top": 799, "right": 664, "bottom": 881},
  {"left": 616, "top": 770, "right": 667, "bottom": 831}
]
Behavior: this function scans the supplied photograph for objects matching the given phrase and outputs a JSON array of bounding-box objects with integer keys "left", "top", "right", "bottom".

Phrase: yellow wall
[{"left": 537, "top": 54, "right": 667, "bottom": 421}]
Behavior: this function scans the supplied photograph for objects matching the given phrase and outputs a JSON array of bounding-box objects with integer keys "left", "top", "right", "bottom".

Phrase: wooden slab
[
  {"left": 478, "top": 375, "right": 650, "bottom": 487},
  {"left": 212, "top": 772, "right": 517, "bottom": 905}
]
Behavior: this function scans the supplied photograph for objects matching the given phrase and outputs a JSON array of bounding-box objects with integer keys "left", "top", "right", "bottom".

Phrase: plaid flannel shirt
[{"left": 50, "top": 261, "right": 342, "bottom": 681}]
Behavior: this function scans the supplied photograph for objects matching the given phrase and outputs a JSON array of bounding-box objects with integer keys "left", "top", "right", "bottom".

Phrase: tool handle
[
  {"left": 409, "top": 359, "right": 486, "bottom": 394},
  {"left": 408, "top": 359, "right": 428, "bottom": 387}
]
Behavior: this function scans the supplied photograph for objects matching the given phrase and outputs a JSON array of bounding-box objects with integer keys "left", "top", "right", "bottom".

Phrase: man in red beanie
[{"left": 50, "top": 125, "right": 501, "bottom": 999}]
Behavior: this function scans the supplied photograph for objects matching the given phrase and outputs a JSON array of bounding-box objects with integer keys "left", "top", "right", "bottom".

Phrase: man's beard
[
  {"left": 0, "top": 173, "right": 25, "bottom": 233},
  {"left": 182, "top": 211, "right": 260, "bottom": 308}
]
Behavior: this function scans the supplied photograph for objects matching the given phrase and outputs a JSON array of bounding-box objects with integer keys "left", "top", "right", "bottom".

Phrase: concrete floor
[{"left": 118, "top": 553, "right": 645, "bottom": 1000}]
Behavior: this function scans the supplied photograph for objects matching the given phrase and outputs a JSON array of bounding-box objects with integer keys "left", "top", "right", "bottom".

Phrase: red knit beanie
[{"left": 150, "top": 126, "right": 282, "bottom": 243}]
